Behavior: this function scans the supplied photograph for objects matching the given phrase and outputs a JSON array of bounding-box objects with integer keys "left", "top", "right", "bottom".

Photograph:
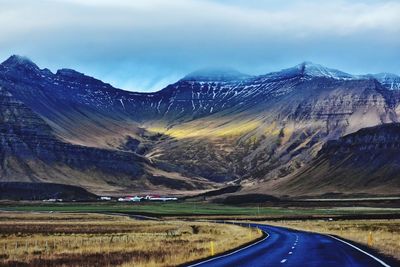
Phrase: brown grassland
[
  {"left": 0, "top": 212, "right": 262, "bottom": 267},
  {"left": 264, "top": 219, "right": 400, "bottom": 261}
]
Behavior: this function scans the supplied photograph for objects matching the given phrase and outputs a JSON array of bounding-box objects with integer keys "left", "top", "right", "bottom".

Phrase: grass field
[
  {"left": 0, "top": 212, "right": 262, "bottom": 266},
  {"left": 1, "top": 202, "right": 399, "bottom": 266},
  {"left": 265, "top": 219, "right": 400, "bottom": 261},
  {"left": 1, "top": 201, "right": 399, "bottom": 217}
]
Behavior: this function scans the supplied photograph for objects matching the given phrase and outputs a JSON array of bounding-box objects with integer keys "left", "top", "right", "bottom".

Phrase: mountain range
[{"left": 1, "top": 55, "right": 400, "bottom": 198}]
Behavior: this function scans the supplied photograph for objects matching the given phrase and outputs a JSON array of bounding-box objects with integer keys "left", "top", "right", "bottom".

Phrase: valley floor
[
  {"left": 0, "top": 212, "right": 260, "bottom": 267},
  {"left": 1, "top": 201, "right": 399, "bottom": 217},
  {"left": 0, "top": 201, "right": 399, "bottom": 266}
]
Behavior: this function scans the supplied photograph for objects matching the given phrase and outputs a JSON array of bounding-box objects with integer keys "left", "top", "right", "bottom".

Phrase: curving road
[{"left": 188, "top": 223, "right": 392, "bottom": 267}]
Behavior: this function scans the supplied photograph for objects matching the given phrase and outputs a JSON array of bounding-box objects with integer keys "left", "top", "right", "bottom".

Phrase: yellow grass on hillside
[
  {"left": 151, "top": 121, "right": 261, "bottom": 139},
  {"left": 0, "top": 212, "right": 261, "bottom": 267},
  {"left": 146, "top": 115, "right": 263, "bottom": 139},
  {"left": 264, "top": 219, "right": 400, "bottom": 261}
]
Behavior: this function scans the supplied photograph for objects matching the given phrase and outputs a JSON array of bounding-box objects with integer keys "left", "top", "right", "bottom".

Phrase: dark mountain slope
[
  {"left": 262, "top": 123, "right": 400, "bottom": 196},
  {"left": 0, "top": 56, "right": 153, "bottom": 149},
  {"left": 0, "top": 182, "right": 97, "bottom": 200},
  {"left": 0, "top": 85, "right": 214, "bottom": 194}
]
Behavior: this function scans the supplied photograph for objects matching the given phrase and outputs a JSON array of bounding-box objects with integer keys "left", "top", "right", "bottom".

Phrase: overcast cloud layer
[{"left": 0, "top": 0, "right": 399, "bottom": 91}]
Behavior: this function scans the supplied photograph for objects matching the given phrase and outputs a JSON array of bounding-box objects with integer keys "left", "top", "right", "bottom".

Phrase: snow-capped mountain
[
  {"left": 1, "top": 54, "right": 400, "bottom": 196},
  {"left": 263, "top": 61, "right": 355, "bottom": 80},
  {"left": 296, "top": 61, "right": 355, "bottom": 79}
]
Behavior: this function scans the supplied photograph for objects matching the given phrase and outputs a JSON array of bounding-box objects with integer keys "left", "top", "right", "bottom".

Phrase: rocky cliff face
[
  {"left": 325, "top": 123, "right": 400, "bottom": 151},
  {"left": 0, "top": 55, "right": 399, "bottom": 196}
]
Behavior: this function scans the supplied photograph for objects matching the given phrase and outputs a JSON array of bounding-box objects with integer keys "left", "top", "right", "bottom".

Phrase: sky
[{"left": 0, "top": 0, "right": 399, "bottom": 92}]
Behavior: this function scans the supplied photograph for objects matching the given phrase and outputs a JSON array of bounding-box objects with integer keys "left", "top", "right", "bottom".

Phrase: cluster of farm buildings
[{"left": 100, "top": 194, "right": 178, "bottom": 202}]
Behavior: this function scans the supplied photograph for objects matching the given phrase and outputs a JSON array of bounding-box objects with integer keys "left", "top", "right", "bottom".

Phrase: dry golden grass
[
  {"left": 264, "top": 219, "right": 400, "bottom": 261},
  {"left": 147, "top": 117, "right": 263, "bottom": 139},
  {"left": 0, "top": 212, "right": 261, "bottom": 267}
]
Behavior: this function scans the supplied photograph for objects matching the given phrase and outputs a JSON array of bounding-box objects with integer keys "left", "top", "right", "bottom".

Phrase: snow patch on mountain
[
  {"left": 361, "top": 73, "right": 400, "bottom": 90},
  {"left": 297, "top": 61, "right": 354, "bottom": 79}
]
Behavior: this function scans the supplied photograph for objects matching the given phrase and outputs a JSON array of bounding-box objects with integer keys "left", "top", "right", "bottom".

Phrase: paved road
[{"left": 188, "top": 223, "right": 391, "bottom": 267}]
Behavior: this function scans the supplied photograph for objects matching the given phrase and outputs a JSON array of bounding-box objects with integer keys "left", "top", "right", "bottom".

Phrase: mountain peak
[
  {"left": 55, "top": 68, "right": 113, "bottom": 88},
  {"left": 1, "top": 55, "right": 39, "bottom": 70},
  {"left": 297, "top": 61, "right": 317, "bottom": 67},
  {"left": 56, "top": 68, "right": 85, "bottom": 78},
  {"left": 183, "top": 67, "right": 251, "bottom": 81},
  {"left": 262, "top": 62, "right": 354, "bottom": 81},
  {"left": 294, "top": 61, "right": 354, "bottom": 79}
]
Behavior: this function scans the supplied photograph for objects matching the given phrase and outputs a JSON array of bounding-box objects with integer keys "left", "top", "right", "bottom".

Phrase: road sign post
[{"left": 368, "top": 231, "right": 373, "bottom": 246}]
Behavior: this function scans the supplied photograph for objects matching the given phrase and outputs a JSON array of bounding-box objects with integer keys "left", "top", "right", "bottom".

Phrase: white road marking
[
  {"left": 292, "top": 246, "right": 295, "bottom": 249},
  {"left": 327, "top": 235, "right": 390, "bottom": 267},
  {"left": 281, "top": 259, "right": 287, "bottom": 263},
  {"left": 288, "top": 252, "right": 293, "bottom": 255},
  {"left": 187, "top": 231, "right": 269, "bottom": 267}
]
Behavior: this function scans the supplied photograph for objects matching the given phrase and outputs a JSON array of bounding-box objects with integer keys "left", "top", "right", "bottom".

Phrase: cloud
[{"left": 0, "top": 0, "right": 399, "bottom": 91}]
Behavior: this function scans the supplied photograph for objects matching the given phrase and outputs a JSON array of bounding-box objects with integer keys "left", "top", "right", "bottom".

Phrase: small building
[
  {"left": 145, "top": 195, "right": 178, "bottom": 201},
  {"left": 144, "top": 194, "right": 160, "bottom": 200},
  {"left": 43, "top": 198, "right": 63, "bottom": 202},
  {"left": 118, "top": 196, "right": 142, "bottom": 202}
]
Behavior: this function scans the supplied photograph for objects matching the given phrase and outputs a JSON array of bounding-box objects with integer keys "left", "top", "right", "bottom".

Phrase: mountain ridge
[
  {"left": 1, "top": 54, "right": 399, "bottom": 196},
  {"left": 4, "top": 55, "right": 399, "bottom": 92}
]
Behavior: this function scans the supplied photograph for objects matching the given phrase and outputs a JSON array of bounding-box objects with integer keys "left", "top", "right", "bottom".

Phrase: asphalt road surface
[{"left": 188, "top": 223, "right": 392, "bottom": 267}]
